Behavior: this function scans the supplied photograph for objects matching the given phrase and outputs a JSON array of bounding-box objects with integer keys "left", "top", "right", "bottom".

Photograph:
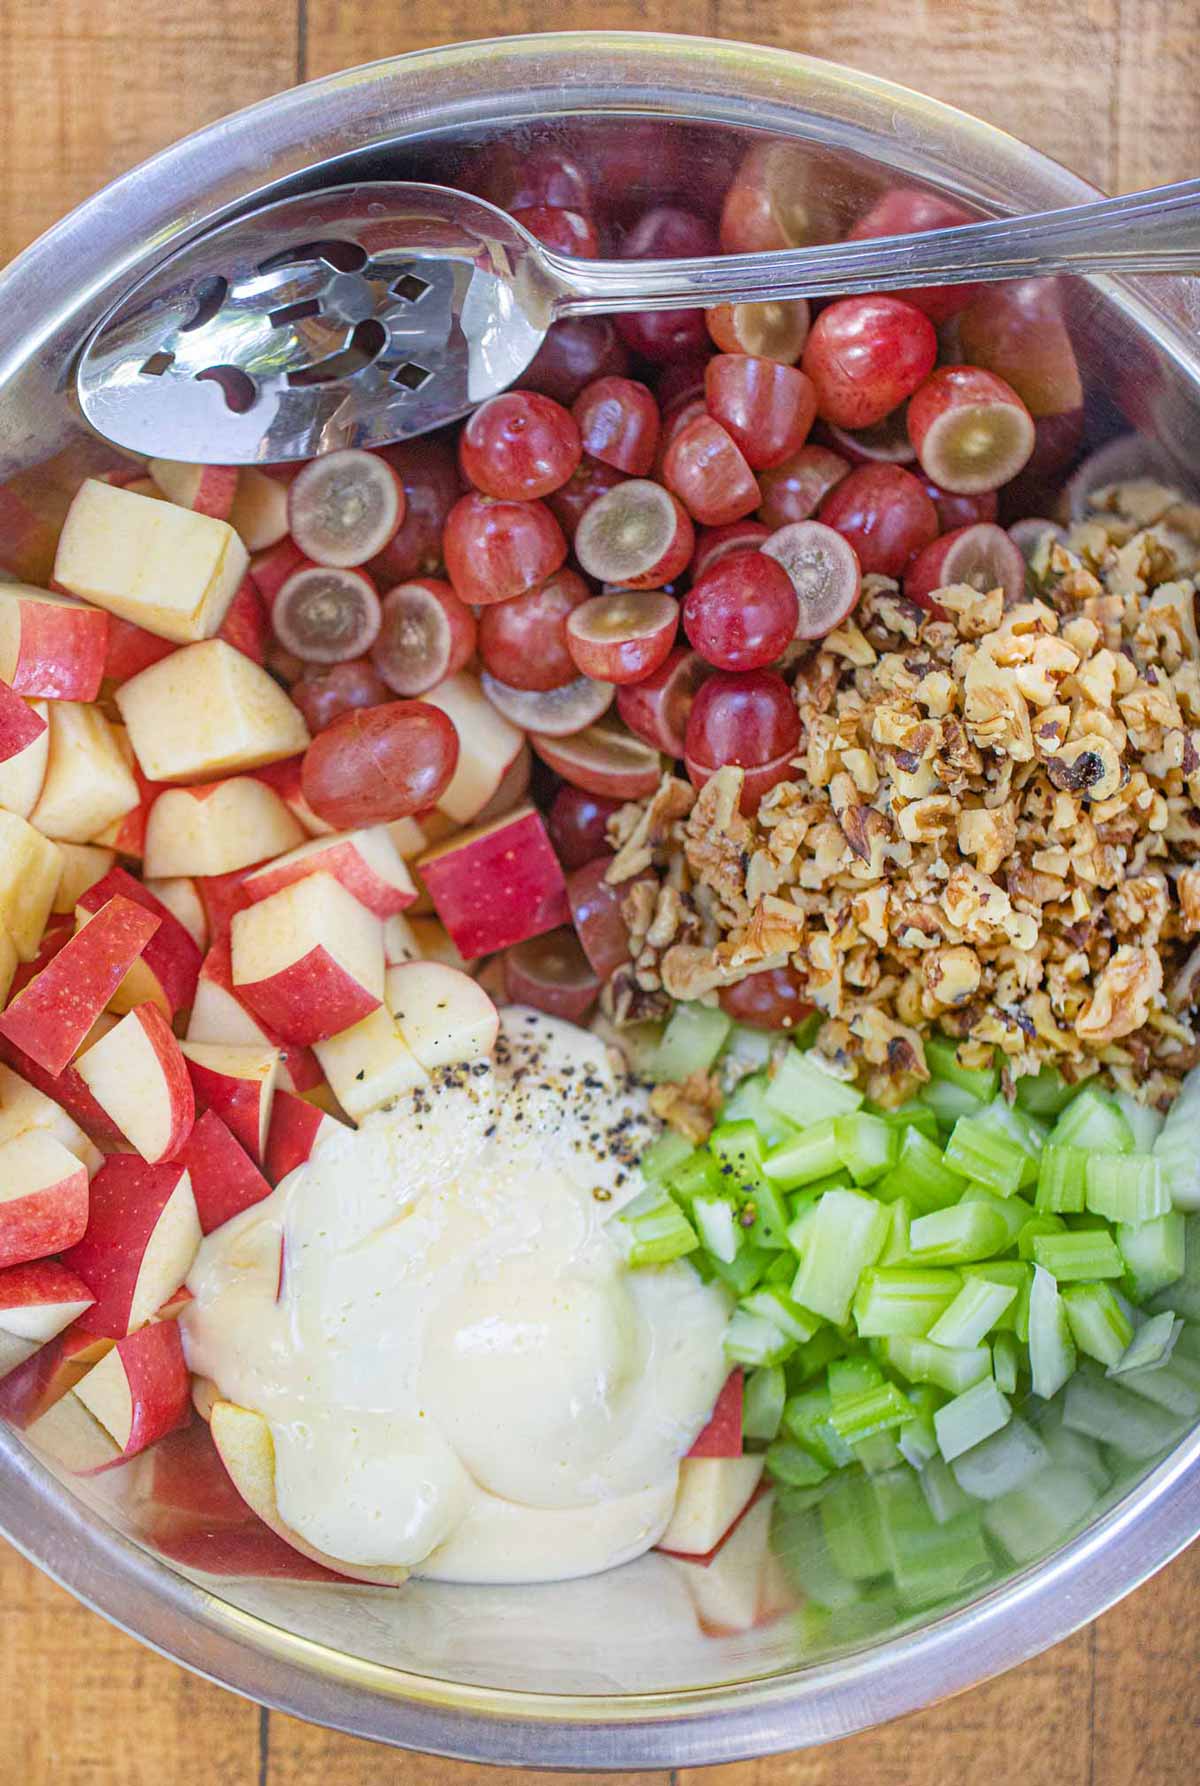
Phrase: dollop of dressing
[{"left": 182, "top": 1009, "right": 730, "bottom": 1583}]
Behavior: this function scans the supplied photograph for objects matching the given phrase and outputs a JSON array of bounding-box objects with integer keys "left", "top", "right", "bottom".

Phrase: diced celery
[
  {"left": 790, "top": 1189, "right": 890, "bottom": 1324},
  {"left": 853, "top": 1431, "right": 905, "bottom": 1474},
  {"left": 908, "top": 1202, "right": 1012, "bottom": 1265},
  {"left": 1118, "top": 1349, "right": 1200, "bottom": 1420},
  {"left": 1017, "top": 1212, "right": 1065, "bottom": 1260},
  {"left": 943, "top": 1116, "right": 1028, "bottom": 1196},
  {"left": 921, "top": 1076, "right": 987, "bottom": 1130},
  {"left": 1151, "top": 1064, "right": 1200, "bottom": 1211},
  {"left": 876, "top": 1126, "right": 967, "bottom": 1214},
  {"left": 708, "top": 1245, "right": 771, "bottom": 1298},
  {"left": 641, "top": 1129, "right": 695, "bottom": 1184},
  {"left": 992, "top": 1331, "right": 1021, "bottom": 1393},
  {"left": 650, "top": 1000, "right": 731, "bottom": 1082},
  {"left": 1118, "top": 1210, "right": 1186, "bottom": 1301},
  {"left": 962, "top": 1185, "right": 1032, "bottom": 1249},
  {"left": 743, "top": 1364, "right": 787, "bottom": 1442},
  {"left": 1028, "top": 1263, "right": 1076, "bottom": 1398},
  {"left": 950, "top": 1415, "right": 1048, "bottom": 1500},
  {"left": 1085, "top": 1154, "right": 1171, "bottom": 1225},
  {"left": 1015, "top": 1064, "right": 1078, "bottom": 1119},
  {"left": 1061, "top": 1281, "right": 1135, "bottom": 1366},
  {"left": 765, "top": 1438, "right": 830, "bottom": 1488},
  {"left": 1051, "top": 1082, "right": 1134, "bottom": 1154},
  {"left": 790, "top": 1327, "right": 848, "bottom": 1383},
  {"left": 1036, "top": 1144, "right": 1088, "bottom": 1214},
  {"left": 883, "top": 1335, "right": 993, "bottom": 1395},
  {"left": 921, "top": 1454, "right": 972, "bottom": 1524},
  {"left": 764, "top": 1119, "right": 843, "bottom": 1189},
  {"left": 984, "top": 1465, "right": 1102, "bottom": 1565},
  {"left": 928, "top": 1275, "right": 1018, "bottom": 1349},
  {"left": 620, "top": 1191, "right": 698, "bottom": 1267},
  {"left": 979, "top": 1094, "right": 1049, "bottom": 1165},
  {"left": 708, "top": 1119, "right": 767, "bottom": 1178},
  {"left": 828, "top": 1379, "right": 914, "bottom": 1444},
  {"left": 834, "top": 1112, "right": 898, "bottom": 1187},
  {"left": 724, "top": 1308, "right": 796, "bottom": 1368},
  {"left": 782, "top": 1384, "right": 856, "bottom": 1470},
  {"left": 692, "top": 1194, "right": 741, "bottom": 1264},
  {"left": 898, "top": 1408, "right": 940, "bottom": 1471},
  {"left": 852, "top": 1267, "right": 962, "bottom": 1338},
  {"left": 741, "top": 1179, "right": 792, "bottom": 1252},
  {"left": 1040, "top": 1417, "right": 1110, "bottom": 1491},
  {"left": 1032, "top": 1229, "right": 1124, "bottom": 1282},
  {"left": 934, "top": 1377, "right": 1011, "bottom": 1462},
  {"left": 1113, "top": 1090, "right": 1165, "bottom": 1154},
  {"left": 879, "top": 1196, "right": 913, "bottom": 1266},
  {"left": 873, "top": 1100, "right": 941, "bottom": 1142},
  {"left": 765, "top": 1048, "right": 863, "bottom": 1125},
  {"left": 722, "top": 1072, "right": 798, "bottom": 1149},
  {"left": 664, "top": 1150, "right": 725, "bottom": 1204},
  {"left": 873, "top": 1467, "right": 991, "bottom": 1610},
  {"left": 925, "top": 1034, "right": 999, "bottom": 1101},
  {"left": 741, "top": 1286, "right": 822, "bottom": 1345},
  {"left": 772, "top": 1503, "right": 862, "bottom": 1609},
  {"left": 1177, "top": 1322, "right": 1200, "bottom": 1362},
  {"left": 828, "top": 1355, "right": 881, "bottom": 1399},
  {"left": 1108, "top": 1310, "right": 1180, "bottom": 1378},
  {"left": 1063, "top": 1369, "right": 1184, "bottom": 1459},
  {"left": 1148, "top": 1214, "right": 1200, "bottom": 1319},
  {"left": 820, "top": 1470, "right": 889, "bottom": 1579},
  {"left": 963, "top": 1261, "right": 1032, "bottom": 1339}
]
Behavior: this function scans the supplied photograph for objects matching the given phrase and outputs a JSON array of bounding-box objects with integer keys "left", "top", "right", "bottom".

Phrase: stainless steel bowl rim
[{"left": 1, "top": 31, "right": 1197, "bottom": 1768}]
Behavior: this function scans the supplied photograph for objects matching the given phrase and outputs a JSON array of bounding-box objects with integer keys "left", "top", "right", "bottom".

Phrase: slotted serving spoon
[{"left": 75, "top": 176, "right": 1200, "bottom": 464}]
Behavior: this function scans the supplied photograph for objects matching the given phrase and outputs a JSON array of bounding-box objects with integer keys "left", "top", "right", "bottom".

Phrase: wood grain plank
[
  {"left": 1112, "top": 0, "right": 1200, "bottom": 193},
  {"left": 1091, "top": 1539, "right": 1200, "bottom": 1786}
]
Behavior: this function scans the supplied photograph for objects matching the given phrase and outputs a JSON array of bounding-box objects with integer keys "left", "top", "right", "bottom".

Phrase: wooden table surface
[{"left": 2, "top": 1, "right": 1199, "bottom": 1780}]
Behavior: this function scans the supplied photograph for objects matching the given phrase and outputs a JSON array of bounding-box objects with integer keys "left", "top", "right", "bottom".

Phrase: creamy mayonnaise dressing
[{"left": 181, "top": 1008, "right": 730, "bottom": 1584}]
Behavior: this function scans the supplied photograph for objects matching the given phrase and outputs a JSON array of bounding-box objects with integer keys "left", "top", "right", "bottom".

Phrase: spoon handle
[{"left": 546, "top": 178, "right": 1200, "bottom": 317}]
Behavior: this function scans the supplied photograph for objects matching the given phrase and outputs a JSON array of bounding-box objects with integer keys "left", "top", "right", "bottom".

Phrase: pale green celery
[
  {"left": 1035, "top": 1143, "right": 1088, "bottom": 1214},
  {"left": 1061, "top": 1281, "right": 1135, "bottom": 1366},
  {"left": 1031, "top": 1229, "right": 1125, "bottom": 1282},
  {"left": 898, "top": 1409, "right": 940, "bottom": 1471},
  {"left": 928, "top": 1275, "right": 1018, "bottom": 1349},
  {"left": 764, "top": 1119, "right": 842, "bottom": 1189},
  {"left": 962, "top": 1185, "right": 1032, "bottom": 1249},
  {"left": 879, "top": 1197, "right": 913, "bottom": 1267},
  {"left": 742, "top": 1364, "right": 787, "bottom": 1442},
  {"left": 852, "top": 1431, "right": 905, "bottom": 1474},
  {"left": 876, "top": 1126, "right": 967, "bottom": 1214},
  {"left": 978, "top": 1094, "right": 1049, "bottom": 1164},
  {"left": 741, "top": 1285, "right": 822, "bottom": 1344},
  {"left": 1148, "top": 1213, "right": 1200, "bottom": 1319},
  {"left": 1051, "top": 1081, "right": 1134, "bottom": 1154},
  {"left": 983, "top": 1465, "right": 1103, "bottom": 1565},
  {"left": 1174, "top": 1321, "right": 1200, "bottom": 1362},
  {"left": 1017, "top": 1212, "right": 1065, "bottom": 1260},
  {"left": 707, "top": 1119, "right": 767, "bottom": 1179},
  {"left": 1108, "top": 1310, "right": 1181, "bottom": 1378},
  {"left": 828, "top": 1378, "right": 914, "bottom": 1445},
  {"left": 620, "top": 1191, "right": 698, "bottom": 1267},
  {"left": 852, "top": 1267, "right": 963, "bottom": 1339},
  {"left": 741, "top": 1179, "right": 792, "bottom": 1252},
  {"left": 641, "top": 1129, "right": 694, "bottom": 1184},
  {"left": 724, "top": 1308, "right": 796, "bottom": 1368},
  {"left": 992, "top": 1331, "right": 1021, "bottom": 1394},
  {"left": 790, "top": 1189, "right": 890, "bottom": 1324},
  {"left": 785, "top": 1204, "right": 818, "bottom": 1256},
  {"left": 933, "top": 1376, "right": 1011, "bottom": 1462},
  {"left": 782, "top": 1383, "right": 857, "bottom": 1471},
  {"left": 963, "top": 1261, "right": 1032, "bottom": 1339},
  {"left": 764, "top": 1438, "right": 829, "bottom": 1488},
  {"left": 1063, "top": 1368, "right": 1185, "bottom": 1459},
  {"left": 873, "top": 1467, "right": 992, "bottom": 1610},
  {"left": 1151, "top": 1063, "right": 1200, "bottom": 1212},
  {"left": 1040, "top": 1418, "right": 1111, "bottom": 1491},
  {"left": 943, "top": 1115, "right": 1028, "bottom": 1197},
  {"left": 950, "top": 1415, "right": 1048, "bottom": 1501},
  {"left": 882, "top": 1335, "right": 993, "bottom": 1394},
  {"left": 834, "top": 1112, "right": 898, "bottom": 1186},
  {"left": 819, "top": 1470, "right": 889, "bottom": 1580},
  {"left": 1113, "top": 1090, "right": 1165, "bottom": 1153},
  {"left": 650, "top": 1000, "right": 731, "bottom": 1082},
  {"left": 908, "top": 1201, "right": 1012, "bottom": 1266},
  {"left": 1028, "top": 1263, "right": 1076, "bottom": 1398},
  {"left": 1015, "top": 1064, "right": 1078, "bottom": 1119},
  {"left": 721, "top": 1072, "right": 797, "bottom": 1149},
  {"left": 872, "top": 1100, "right": 941, "bottom": 1143},
  {"left": 920, "top": 1454, "right": 972, "bottom": 1525},
  {"left": 692, "top": 1194, "right": 741, "bottom": 1265},
  {"left": 921, "top": 1076, "right": 987, "bottom": 1130},
  {"left": 791, "top": 1327, "right": 849, "bottom": 1383},
  {"left": 664, "top": 1150, "right": 725, "bottom": 1204},
  {"left": 772, "top": 1504, "right": 863, "bottom": 1610},
  {"left": 764, "top": 1048, "right": 862, "bottom": 1126},
  {"left": 1117, "top": 1349, "right": 1200, "bottom": 1419},
  {"left": 1085, "top": 1154, "right": 1171, "bottom": 1225},
  {"left": 924, "top": 1033, "right": 999, "bottom": 1101},
  {"left": 1118, "top": 1209, "right": 1186, "bottom": 1301}
]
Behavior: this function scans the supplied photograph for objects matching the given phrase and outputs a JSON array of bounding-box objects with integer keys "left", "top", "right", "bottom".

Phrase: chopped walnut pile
[{"left": 605, "top": 480, "right": 1200, "bottom": 1109}]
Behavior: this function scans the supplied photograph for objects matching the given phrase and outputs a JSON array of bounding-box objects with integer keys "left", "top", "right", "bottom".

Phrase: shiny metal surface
[
  {"left": 77, "top": 171, "right": 1200, "bottom": 462},
  {"left": 2, "top": 31, "right": 1200, "bottom": 1767}
]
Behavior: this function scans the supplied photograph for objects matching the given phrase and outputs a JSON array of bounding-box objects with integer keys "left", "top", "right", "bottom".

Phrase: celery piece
[
  {"left": 722, "top": 1072, "right": 798, "bottom": 1149},
  {"left": 951, "top": 1414, "right": 1048, "bottom": 1500},
  {"left": 984, "top": 1464, "right": 1102, "bottom": 1565},
  {"left": 724, "top": 1308, "right": 796, "bottom": 1368},
  {"left": 873, "top": 1467, "right": 991, "bottom": 1610},
  {"left": 962, "top": 1185, "right": 1032, "bottom": 1249},
  {"left": 783, "top": 1384, "right": 857, "bottom": 1471},
  {"left": 1016, "top": 1212, "right": 1066, "bottom": 1260},
  {"left": 1063, "top": 1369, "right": 1184, "bottom": 1459},
  {"left": 1015, "top": 1064, "right": 1078, "bottom": 1119},
  {"left": 908, "top": 1202, "right": 1012, "bottom": 1266},
  {"left": 853, "top": 1431, "right": 905, "bottom": 1474},
  {"left": 1148, "top": 1214, "right": 1200, "bottom": 1319},
  {"left": 963, "top": 1261, "right": 1032, "bottom": 1338},
  {"left": 992, "top": 1331, "right": 1021, "bottom": 1394},
  {"left": 1113, "top": 1090, "right": 1165, "bottom": 1154},
  {"left": 692, "top": 1194, "right": 741, "bottom": 1265},
  {"left": 1051, "top": 1081, "right": 1134, "bottom": 1154},
  {"left": 650, "top": 1000, "right": 732, "bottom": 1082},
  {"left": 1118, "top": 1210, "right": 1186, "bottom": 1302},
  {"left": 1108, "top": 1310, "right": 1181, "bottom": 1379},
  {"left": 708, "top": 1118, "right": 767, "bottom": 1178},
  {"left": 772, "top": 1503, "right": 863, "bottom": 1610},
  {"left": 790, "top": 1327, "right": 848, "bottom": 1384},
  {"left": 642, "top": 1129, "right": 695, "bottom": 1184},
  {"left": 740, "top": 1179, "right": 792, "bottom": 1252},
  {"left": 765, "top": 1048, "right": 863, "bottom": 1126},
  {"left": 765, "top": 1438, "right": 830, "bottom": 1489},
  {"left": 620, "top": 1191, "right": 698, "bottom": 1267},
  {"left": 883, "top": 1335, "right": 992, "bottom": 1395},
  {"left": 925, "top": 1034, "right": 999, "bottom": 1101},
  {"left": 743, "top": 1364, "right": 787, "bottom": 1442},
  {"left": 1153, "top": 1101, "right": 1200, "bottom": 1213},
  {"left": 1028, "top": 1262, "right": 1076, "bottom": 1398},
  {"left": 921, "top": 1454, "right": 972, "bottom": 1525},
  {"left": 1032, "top": 1229, "right": 1124, "bottom": 1282},
  {"left": 1040, "top": 1417, "right": 1110, "bottom": 1492},
  {"left": 834, "top": 1112, "right": 898, "bottom": 1187},
  {"left": 921, "top": 1076, "right": 986, "bottom": 1130},
  {"left": 873, "top": 1100, "right": 941, "bottom": 1142},
  {"left": 898, "top": 1411, "right": 940, "bottom": 1471},
  {"left": 928, "top": 1275, "right": 1018, "bottom": 1349},
  {"left": 790, "top": 1189, "right": 890, "bottom": 1325},
  {"left": 877, "top": 1126, "right": 967, "bottom": 1215},
  {"left": 708, "top": 1244, "right": 771, "bottom": 1298},
  {"left": 664, "top": 1149, "right": 726, "bottom": 1204},
  {"left": 741, "top": 1286, "right": 822, "bottom": 1345},
  {"left": 943, "top": 1115, "right": 1028, "bottom": 1197},
  {"left": 764, "top": 1119, "right": 843, "bottom": 1190},
  {"left": 828, "top": 1379, "right": 915, "bottom": 1445},
  {"left": 1061, "top": 1282, "right": 1135, "bottom": 1366},
  {"left": 820, "top": 1470, "right": 889, "bottom": 1580},
  {"left": 1085, "top": 1154, "right": 1171, "bottom": 1226},
  {"left": 1117, "top": 1349, "right": 1200, "bottom": 1419},
  {"left": 852, "top": 1267, "right": 963, "bottom": 1339},
  {"left": 827, "top": 1355, "right": 881, "bottom": 1399},
  {"left": 934, "top": 1376, "right": 1011, "bottom": 1462},
  {"left": 879, "top": 1197, "right": 913, "bottom": 1267},
  {"left": 1036, "top": 1144, "right": 1088, "bottom": 1214},
  {"left": 979, "top": 1094, "right": 1049, "bottom": 1168},
  {"left": 1177, "top": 1322, "right": 1200, "bottom": 1362}
]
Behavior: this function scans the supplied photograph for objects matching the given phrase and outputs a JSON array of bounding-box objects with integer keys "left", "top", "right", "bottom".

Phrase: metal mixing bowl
[{"left": 1, "top": 31, "right": 1198, "bottom": 1768}]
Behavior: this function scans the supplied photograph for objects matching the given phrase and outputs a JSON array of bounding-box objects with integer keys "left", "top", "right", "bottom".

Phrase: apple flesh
[
  {"left": 243, "top": 826, "right": 417, "bottom": 918},
  {"left": 230, "top": 468, "right": 291, "bottom": 551},
  {"left": 52, "top": 843, "right": 116, "bottom": 915},
  {"left": 419, "top": 804, "right": 569, "bottom": 959},
  {"left": 0, "top": 1130, "right": 90, "bottom": 1268},
  {"left": 29, "top": 700, "right": 140, "bottom": 844},
  {"left": 0, "top": 1061, "right": 103, "bottom": 1175},
  {"left": 0, "top": 810, "right": 63, "bottom": 959},
  {"left": 142, "top": 875, "right": 208, "bottom": 951},
  {"left": 670, "top": 1491, "right": 783, "bottom": 1635},
  {"left": 75, "top": 1002, "right": 195, "bottom": 1163},
  {"left": 0, "top": 694, "right": 49, "bottom": 817},
  {"left": 0, "top": 584, "right": 108, "bottom": 701},
  {"left": 0, "top": 1324, "right": 110, "bottom": 1426},
  {"left": 74, "top": 1318, "right": 191, "bottom": 1458},
  {"left": 115, "top": 638, "right": 310, "bottom": 783},
  {"left": 76, "top": 865, "right": 203, "bottom": 1019},
  {"left": 23, "top": 1389, "right": 124, "bottom": 1474},
  {"left": 313, "top": 1006, "right": 429, "bottom": 1122},
  {"left": 0, "top": 678, "right": 46, "bottom": 763},
  {"left": 61, "top": 1155, "right": 201, "bottom": 1338},
  {"left": 0, "top": 1259, "right": 94, "bottom": 1342},
  {"left": 656, "top": 1456, "right": 765, "bottom": 1556},
  {"left": 184, "top": 938, "right": 322, "bottom": 1095},
  {"left": 0, "top": 894, "right": 160, "bottom": 1074},
  {"left": 180, "top": 1039, "right": 278, "bottom": 1163},
  {"left": 142, "top": 776, "right": 305, "bottom": 879},
  {"left": 230, "top": 873, "right": 385, "bottom": 1046},
  {"left": 177, "top": 1108, "right": 274, "bottom": 1234},
  {"left": 147, "top": 460, "right": 238, "bottom": 519},
  {"left": 265, "top": 1088, "right": 347, "bottom": 1184},
  {"left": 384, "top": 961, "right": 499, "bottom": 1070},
  {"left": 418, "top": 673, "right": 524, "bottom": 824},
  {"left": 0, "top": 1034, "right": 126, "bottom": 1149}
]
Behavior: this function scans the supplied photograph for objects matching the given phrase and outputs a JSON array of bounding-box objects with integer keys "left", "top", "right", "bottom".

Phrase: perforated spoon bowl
[{"left": 75, "top": 176, "right": 1200, "bottom": 463}]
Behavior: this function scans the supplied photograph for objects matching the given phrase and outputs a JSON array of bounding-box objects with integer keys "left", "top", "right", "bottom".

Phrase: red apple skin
[
  {"left": 0, "top": 590, "right": 109, "bottom": 701},
  {"left": 0, "top": 1326, "right": 108, "bottom": 1426},
  {"left": 179, "top": 1109, "right": 273, "bottom": 1234},
  {"left": 126, "top": 1003, "right": 197, "bottom": 1163},
  {"left": 565, "top": 857, "right": 637, "bottom": 980},
  {"left": 196, "top": 869, "right": 256, "bottom": 944},
  {"left": 235, "top": 948, "right": 382, "bottom": 1047},
  {"left": 77, "top": 867, "right": 202, "bottom": 1017},
  {"left": 0, "top": 679, "right": 46, "bottom": 761},
  {"left": 0, "top": 1037, "right": 126, "bottom": 1148},
  {"left": 687, "top": 1370, "right": 744, "bottom": 1458},
  {"left": 60, "top": 1156, "right": 196, "bottom": 1339},
  {"left": 9, "top": 919, "right": 73, "bottom": 999},
  {"left": 264, "top": 1089, "right": 342, "bottom": 1185},
  {"left": 98, "top": 1320, "right": 192, "bottom": 1458},
  {"left": 418, "top": 806, "right": 570, "bottom": 960},
  {"left": 244, "top": 836, "right": 416, "bottom": 918},
  {"left": 0, "top": 895, "right": 161, "bottom": 1075},
  {"left": 216, "top": 575, "right": 268, "bottom": 665},
  {"left": 147, "top": 1515, "right": 348, "bottom": 1582},
  {"left": 144, "top": 1415, "right": 255, "bottom": 1528},
  {"left": 0, "top": 1258, "right": 94, "bottom": 1336},
  {"left": 181, "top": 1044, "right": 276, "bottom": 1164},
  {"left": 0, "top": 1145, "right": 89, "bottom": 1270},
  {"left": 103, "top": 617, "right": 176, "bottom": 684}
]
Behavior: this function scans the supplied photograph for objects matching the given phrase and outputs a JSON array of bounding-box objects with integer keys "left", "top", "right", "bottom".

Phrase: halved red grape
[
  {"left": 817, "top": 463, "right": 939, "bottom": 577},
  {"left": 907, "top": 365, "right": 1035, "bottom": 494},
  {"left": 614, "top": 207, "right": 716, "bottom": 363},
  {"left": 511, "top": 205, "right": 600, "bottom": 258},
  {"left": 481, "top": 672, "right": 614, "bottom": 738},
  {"left": 566, "top": 591, "right": 679, "bottom": 686},
  {"left": 802, "top": 297, "right": 937, "bottom": 431},
  {"left": 653, "top": 397, "right": 708, "bottom": 477},
  {"left": 288, "top": 450, "right": 406, "bottom": 568},
  {"left": 476, "top": 567, "right": 591, "bottom": 691},
  {"left": 547, "top": 785, "right": 621, "bottom": 869},
  {"left": 705, "top": 356, "right": 817, "bottom": 472},
  {"left": 369, "top": 435, "right": 463, "bottom": 583},
  {"left": 823, "top": 409, "right": 916, "bottom": 467},
  {"left": 921, "top": 479, "right": 999, "bottom": 532},
  {"left": 847, "top": 188, "right": 982, "bottom": 322},
  {"left": 301, "top": 701, "right": 458, "bottom": 827},
  {"left": 616, "top": 308, "right": 711, "bottom": 364},
  {"left": 272, "top": 565, "right": 381, "bottom": 664},
  {"left": 720, "top": 141, "right": 834, "bottom": 255},
  {"left": 758, "top": 445, "right": 850, "bottom": 528},
  {"left": 442, "top": 491, "right": 567, "bottom": 605},
  {"left": 523, "top": 317, "right": 631, "bottom": 407},
  {"left": 292, "top": 658, "right": 391, "bottom": 733},
  {"left": 370, "top": 577, "right": 476, "bottom": 697},
  {"left": 693, "top": 519, "right": 773, "bottom": 578},
  {"left": 654, "top": 355, "right": 713, "bottom": 416},
  {"left": 761, "top": 522, "right": 862, "bottom": 640},
  {"left": 566, "top": 856, "right": 634, "bottom": 979},
  {"left": 459, "top": 392, "right": 582, "bottom": 502},
  {"left": 956, "top": 278, "right": 1084, "bottom": 418},
  {"left": 719, "top": 964, "right": 813, "bottom": 1030},
  {"left": 572, "top": 378, "right": 660, "bottom": 476},
  {"left": 683, "top": 552, "right": 798, "bottom": 669},
  {"left": 574, "top": 479, "right": 694, "bottom": 588},
  {"left": 707, "top": 298, "right": 811, "bottom": 365},
  {"left": 662, "top": 415, "right": 761, "bottom": 526},
  {"left": 617, "top": 647, "right": 710, "bottom": 758},
  {"left": 685, "top": 669, "right": 801, "bottom": 812},
  {"left": 531, "top": 715, "right": 663, "bottom": 800},
  {"left": 904, "top": 522, "right": 1026, "bottom": 609},
  {"left": 250, "top": 536, "right": 310, "bottom": 607},
  {"left": 476, "top": 143, "right": 592, "bottom": 214},
  {"left": 545, "top": 455, "right": 629, "bottom": 539},
  {"left": 503, "top": 927, "right": 600, "bottom": 1021}
]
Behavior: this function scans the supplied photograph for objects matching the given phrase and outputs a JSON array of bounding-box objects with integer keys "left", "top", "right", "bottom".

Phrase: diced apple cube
[
  {"left": 215, "top": 574, "right": 268, "bottom": 664},
  {"left": 29, "top": 702, "right": 140, "bottom": 843},
  {"left": 0, "top": 1324, "right": 109, "bottom": 1426},
  {"left": 254, "top": 755, "right": 334, "bottom": 837},
  {"left": 0, "top": 694, "right": 49, "bottom": 817},
  {"left": 147, "top": 460, "right": 238, "bottom": 519},
  {"left": 419, "top": 673, "right": 523, "bottom": 824},
  {"left": 384, "top": 962, "right": 499, "bottom": 1071},
  {"left": 0, "top": 1258, "right": 95, "bottom": 1342},
  {"left": 404, "top": 915, "right": 471, "bottom": 972},
  {"left": 687, "top": 1371, "right": 744, "bottom": 1459},
  {"left": 52, "top": 843, "right": 117, "bottom": 915},
  {"left": 0, "top": 1062, "right": 103, "bottom": 1176},
  {"left": 61, "top": 1155, "right": 200, "bottom": 1337},
  {"left": 75, "top": 1003, "right": 195, "bottom": 1163},
  {"left": 243, "top": 826, "right": 416, "bottom": 918},
  {"left": 53, "top": 478, "right": 249, "bottom": 643},
  {"left": 0, "top": 678, "right": 46, "bottom": 765},
  {"left": 0, "top": 921, "right": 15, "bottom": 1010},
  {"left": 264, "top": 1087, "right": 347, "bottom": 1184},
  {"left": 74, "top": 1319, "right": 191, "bottom": 1459},
  {"left": 143, "top": 777, "right": 304, "bottom": 879},
  {"left": 229, "top": 468, "right": 290, "bottom": 550},
  {"left": 76, "top": 865, "right": 202, "bottom": 1019},
  {"left": 674, "top": 1491, "right": 778, "bottom": 1636},
  {"left": 313, "top": 1007, "right": 428, "bottom": 1121},
  {"left": 143, "top": 875, "right": 208, "bottom": 951},
  {"left": 103, "top": 616, "right": 176, "bottom": 683},
  {"left": 180, "top": 1039, "right": 279, "bottom": 1163},
  {"left": 0, "top": 894, "right": 160, "bottom": 1073},
  {"left": 656, "top": 1457, "right": 765, "bottom": 1557},
  {"left": 24, "top": 1390, "right": 123, "bottom": 1474},
  {"left": 178, "top": 1108, "right": 273, "bottom": 1233},
  {"left": 418, "top": 804, "right": 569, "bottom": 958},
  {"left": 0, "top": 1130, "right": 90, "bottom": 1268},
  {"left": 231, "top": 874, "right": 384, "bottom": 1046},
  {"left": 0, "top": 584, "right": 108, "bottom": 700},
  {"left": 387, "top": 815, "right": 429, "bottom": 860},
  {"left": 0, "top": 811, "right": 62, "bottom": 958},
  {"left": 115, "top": 639, "right": 309, "bottom": 782}
]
